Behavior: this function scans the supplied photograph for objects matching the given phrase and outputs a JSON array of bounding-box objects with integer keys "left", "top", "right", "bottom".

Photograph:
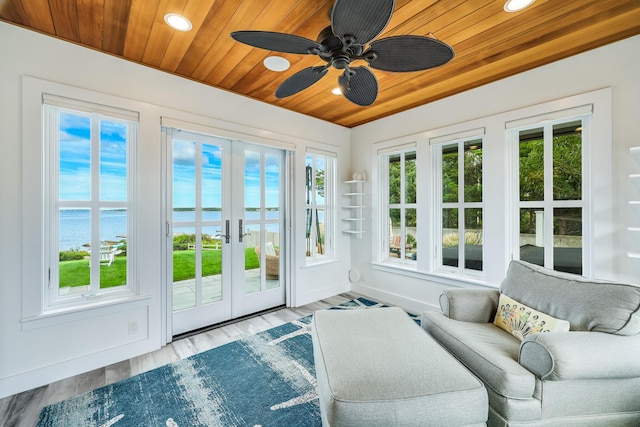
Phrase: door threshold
[{"left": 172, "top": 304, "right": 286, "bottom": 342}]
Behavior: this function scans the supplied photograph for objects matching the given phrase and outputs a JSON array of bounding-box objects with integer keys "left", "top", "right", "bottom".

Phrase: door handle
[
  {"left": 239, "top": 219, "right": 250, "bottom": 242},
  {"left": 215, "top": 220, "right": 231, "bottom": 244}
]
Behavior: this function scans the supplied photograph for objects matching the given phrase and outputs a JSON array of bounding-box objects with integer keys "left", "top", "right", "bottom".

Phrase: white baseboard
[
  {"left": 350, "top": 282, "right": 440, "bottom": 315},
  {"left": 293, "top": 282, "right": 350, "bottom": 307}
]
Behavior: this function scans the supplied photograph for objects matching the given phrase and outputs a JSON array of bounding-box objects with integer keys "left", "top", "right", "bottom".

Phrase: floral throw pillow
[{"left": 494, "top": 294, "right": 570, "bottom": 341}]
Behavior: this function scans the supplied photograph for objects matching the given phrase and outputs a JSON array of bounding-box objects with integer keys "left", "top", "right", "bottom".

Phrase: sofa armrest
[
  {"left": 439, "top": 289, "right": 500, "bottom": 323},
  {"left": 519, "top": 332, "right": 640, "bottom": 380}
]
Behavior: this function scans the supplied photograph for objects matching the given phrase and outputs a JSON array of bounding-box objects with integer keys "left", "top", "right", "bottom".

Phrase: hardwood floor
[{"left": 0, "top": 292, "right": 365, "bottom": 427}]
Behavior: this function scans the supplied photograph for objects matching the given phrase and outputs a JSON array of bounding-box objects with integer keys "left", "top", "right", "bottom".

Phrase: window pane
[
  {"left": 442, "top": 144, "right": 458, "bottom": 203},
  {"left": 442, "top": 208, "right": 458, "bottom": 267},
  {"left": 202, "top": 144, "right": 222, "bottom": 212},
  {"left": 405, "top": 151, "right": 416, "bottom": 204},
  {"left": 315, "top": 208, "right": 325, "bottom": 255},
  {"left": 100, "top": 120, "right": 127, "bottom": 201},
  {"left": 519, "top": 208, "right": 544, "bottom": 267},
  {"left": 305, "top": 155, "right": 313, "bottom": 201},
  {"left": 173, "top": 139, "right": 196, "bottom": 222},
  {"left": 389, "top": 154, "right": 401, "bottom": 204},
  {"left": 519, "top": 128, "right": 544, "bottom": 201},
  {"left": 553, "top": 121, "right": 582, "bottom": 201},
  {"left": 58, "top": 208, "right": 90, "bottom": 293},
  {"left": 202, "top": 226, "right": 222, "bottom": 304},
  {"left": 464, "top": 208, "right": 483, "bottom": 271},
  {"left": 464, "top": 140, "right": 483, "bottom": 203},
  {"left": 99, "top": 209, "right": 127, "bottom": 288},
  {"left": 389, "top": 208, "right": 401, "bottom": 258},
  {"left": 554, "top": 208, "right": 582, "bottom": 275},
  {"left": 406, "top": 208, "right": 416, "bottom": 261},
  {"left": 172, "top": 227, "right": 196, "bottom": 310},
  {"left": 59, "top": 112, "right": 91, "bottom": 201},
  {"left": 314, "top": 157, "right": 325, "bottom": 205}
]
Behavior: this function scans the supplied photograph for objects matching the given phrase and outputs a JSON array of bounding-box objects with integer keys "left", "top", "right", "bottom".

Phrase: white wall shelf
[
  {"left": 629, "top": 147, "right": 640, "bottom": 261},
  {"left": 343, "top": 180, "right": 365, "bottom": 238}
]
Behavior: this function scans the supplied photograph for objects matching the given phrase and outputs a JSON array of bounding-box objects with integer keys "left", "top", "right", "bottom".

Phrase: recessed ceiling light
[
  {"left": 331, "top": 87, "right": 342, "bottom": 95},
  {"left": 164, "top": 13, "right": 192, "bottom": 31},
  {"left": 503, "top": 0, "right": 535, "bottom": 12},
  {"left": 263, "top": 56, "right": 290, "bottom": 72}
]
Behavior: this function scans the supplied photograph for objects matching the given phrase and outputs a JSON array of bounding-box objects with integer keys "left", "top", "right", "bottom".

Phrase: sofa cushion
[
  {"left": 422, "top": 311, "right": 536, "bottom": 400},
  {"left": 494, "top": 294, "right": 570, "bottom": 340},
  {"left": 500, "top": 260, "right": 640, "bottom": 335}
]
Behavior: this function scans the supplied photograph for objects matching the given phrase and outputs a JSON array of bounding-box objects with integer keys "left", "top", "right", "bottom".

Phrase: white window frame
[
  {"left": 305, "top": 149, "right": 336, "bottom": 264},
  {"left": 43, "top": 98, "right": 138, "bottom": 309},
  {"left": 21, "top": 77, "right": 141, "bottom": 324},
  {"left": 378, "top": 144, "right": 418, "bottom": 268},
  {"left": 508, "top": 110, "right": 592, "bottom": 276},
  {"left": 370, "top": 89, "right": 610, "bottom": 286},
  {"left": 432, "top": 133, "right": 485, "bottom": 276}
]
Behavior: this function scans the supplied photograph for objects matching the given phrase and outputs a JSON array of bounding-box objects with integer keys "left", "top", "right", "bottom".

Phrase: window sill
[
  {"left": 371, "top": 262, "right": 498, "bottom": 289},
  {"left": 301, "top": 258, "right": 339, "bottom": 269},
  {"left": 21, "top": 293, "right": 152, "bottom": 331}
]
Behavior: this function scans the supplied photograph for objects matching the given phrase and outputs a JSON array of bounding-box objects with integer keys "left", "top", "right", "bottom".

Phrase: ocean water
[{"left": 59, "top": 209, "right": 283, "bottom": 251}]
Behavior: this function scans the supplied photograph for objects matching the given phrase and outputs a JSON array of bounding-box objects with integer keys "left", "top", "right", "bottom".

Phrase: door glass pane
[
  {"left": 267, "top": 153, "right": 281, "bottom": 214},
  {"left": 245, "top": 224, "right": 261, "bottom": 295},
  {"left": 173, "top": 139, "right": 196, "bottom": 222},
  {"left": 173, "top": 227, "right": 196, "bottom": 311},
  {"left": 59, "top": 208, "right": 90, "bottom": 294},
  {"left": 99, "top": 208, "right": 127, "bottom": 288},
  {"left": 202, "top": 144, "right": 222, "bottom": 212},
  {"left": 442, "top": 208, "right": 458, "bottom": 267},
  {"left": 59, "top": 112, "right": 91, "bottom": 201},
  {"left": 202, "top": 226, "right": 222, "bottom": 304},
  {"left": 520, "top": 208, "right": 544, "bottom": 267},
  {"left": 245, "top": 150, "right": 260, "bottom": 217},
  {"left": 406, "top": 208, "right": 416, "bottom": 261},
  {"left": 465, "top": 208, "right": 483, "bottom": 271},
  {"left": 442, "top": 144, "right": 458, "bottom": 203},
  {"left": 100, "top": 120, "right": 127, "bottom": 201},
  {"left": 553, "top": 121, "right": 582, "bottom": 201},
  {"left": 464, "top": 140, "right": 483, "bottom": 203},
  {"left": 519, "top": 128, "right": 544, "bottom": 201},
  {"left": 554, "top": 208, "right": 582, "bottom": 275},
  {"left": 266, "top": 224, "right": 280, "bottom": 290}
]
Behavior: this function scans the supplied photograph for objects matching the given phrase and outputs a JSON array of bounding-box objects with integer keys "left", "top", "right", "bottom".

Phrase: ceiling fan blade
[
  {"left": 231, "top": 31, "right": 322, "bottom": 55},
  {"left": 338, "top": 66, "right": 378, "bottom": 106},
  {"left": 365, "top": 35, "right": 454, "bottom": 72},
  {"left": 275, "top": 66, "right": 328, "bottom": 98},
  {"left": 331, "top": 0, "right": 395, "bottom": 46}
]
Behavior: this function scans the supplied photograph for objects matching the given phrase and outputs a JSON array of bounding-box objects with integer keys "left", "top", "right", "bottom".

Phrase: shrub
[{"left": 59, "top": 250, "right": 89, "bottom": 262}]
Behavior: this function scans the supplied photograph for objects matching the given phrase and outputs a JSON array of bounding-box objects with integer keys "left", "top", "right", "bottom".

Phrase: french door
[{"left": 165, "top": 128, "right": 286, "bottom": 336}]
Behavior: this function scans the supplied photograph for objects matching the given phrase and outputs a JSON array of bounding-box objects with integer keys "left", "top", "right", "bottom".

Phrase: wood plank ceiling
[{"left": 1, "top": 0, "right": 639, "bottom": 128}]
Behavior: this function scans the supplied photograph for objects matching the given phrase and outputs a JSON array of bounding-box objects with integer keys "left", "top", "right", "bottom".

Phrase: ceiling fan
[{"left": 231, "top": 0, "right": 454, "bottom": 107}]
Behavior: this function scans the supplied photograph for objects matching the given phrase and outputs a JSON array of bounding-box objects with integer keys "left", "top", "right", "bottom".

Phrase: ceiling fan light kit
[{"left": 231, "top": 0, "right": 454, "bottom": 107}]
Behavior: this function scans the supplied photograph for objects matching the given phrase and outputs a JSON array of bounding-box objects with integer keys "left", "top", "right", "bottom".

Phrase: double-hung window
[
  {"left": 305, "top": 151, "right": 335, "bottom": 262},
  {"left": 43, "top": 96, "right": 138, "bottom": 308},
  {"left": 510, "top": 112, "right": 590, "bottom": 275},
  {"left": 380, "top": 146, "right": 417, "bottom": 264},
  {"left": 434, "top": 136, "right": 484, "bottom": 273}
]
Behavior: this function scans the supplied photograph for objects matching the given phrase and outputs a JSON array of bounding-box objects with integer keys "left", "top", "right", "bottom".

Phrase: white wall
[
  {"left": 0, "top": 21, "right": 350, "bottom": 398},
  {"left": 350, "top": 35, "right": 640, "bottom": 313}
]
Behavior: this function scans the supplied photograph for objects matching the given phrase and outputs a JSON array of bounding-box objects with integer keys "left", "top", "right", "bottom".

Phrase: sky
[{"left": 59, "top": 113, "right": 280, "bottom": 209}]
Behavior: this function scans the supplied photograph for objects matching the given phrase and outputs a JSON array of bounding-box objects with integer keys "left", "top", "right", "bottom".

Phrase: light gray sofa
[{"left": 422, "top": 260, "right": 640, "bottom": 426}]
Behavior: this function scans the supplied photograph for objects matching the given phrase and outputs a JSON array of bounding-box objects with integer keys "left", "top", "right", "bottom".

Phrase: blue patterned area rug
[{"left": 37, "top": 298, "right": 396, "bottom": 427}]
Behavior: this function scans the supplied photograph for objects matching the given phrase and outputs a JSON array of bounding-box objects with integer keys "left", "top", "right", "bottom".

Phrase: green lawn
[{"left": 59, "top": 249, "right": 260, "bottom": 288}]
